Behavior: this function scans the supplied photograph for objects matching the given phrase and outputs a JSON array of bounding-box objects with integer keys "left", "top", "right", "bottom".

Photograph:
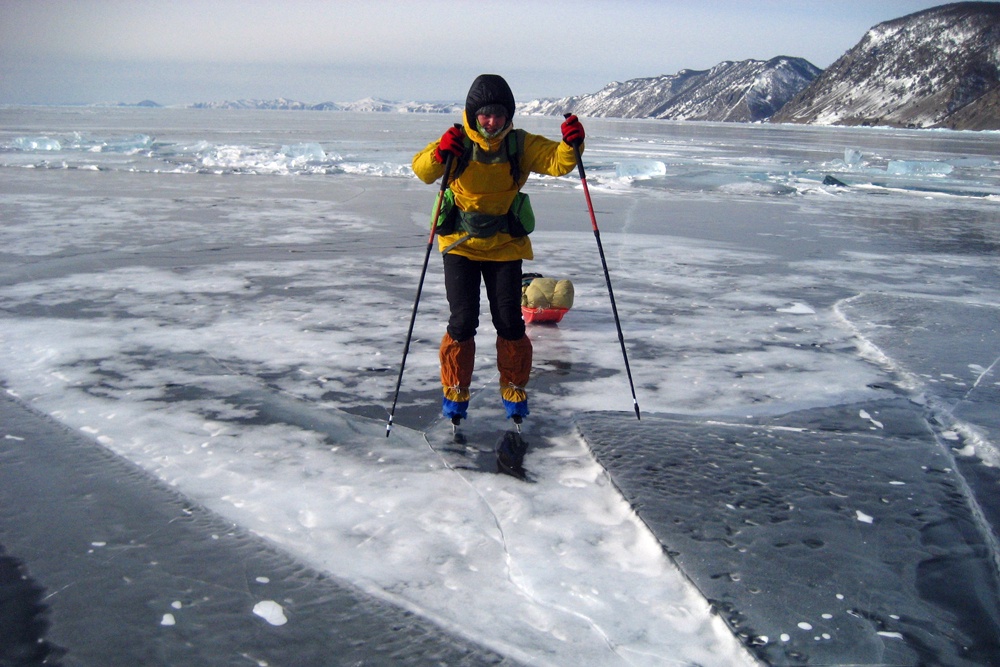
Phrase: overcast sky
[{"left": 0, "top": 0, "right": 970, "bottom": 105}]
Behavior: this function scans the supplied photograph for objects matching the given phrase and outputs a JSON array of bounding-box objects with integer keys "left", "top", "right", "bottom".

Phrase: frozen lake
[{"left": 1, "top": 107, "right": 999, "bottom": 665}]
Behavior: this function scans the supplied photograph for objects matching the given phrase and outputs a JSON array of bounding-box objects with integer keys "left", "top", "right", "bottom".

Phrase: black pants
[{"left": 443, "top": 254, "right": 524, "bottom": 342}]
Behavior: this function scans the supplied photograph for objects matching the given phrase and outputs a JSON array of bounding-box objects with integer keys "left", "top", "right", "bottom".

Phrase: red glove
[
  {"left": 561, "top": 114, "right": 585, "bottom": 146},
  {"left": 434, "top": 126, "right": 465, "bottom": 163}
]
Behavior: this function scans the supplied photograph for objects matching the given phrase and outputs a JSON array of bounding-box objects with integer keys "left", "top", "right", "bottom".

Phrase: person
[{"left": 412, "top": 74, "right": 585, "bottom": 426}]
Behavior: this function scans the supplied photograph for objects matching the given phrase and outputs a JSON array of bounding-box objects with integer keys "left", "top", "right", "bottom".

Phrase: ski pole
[
  {"left": 386, "top": 140, "right": 457, "bottom": 437},
  {"left": 565, "top": 115, "right": 641, "bottom": 420}
]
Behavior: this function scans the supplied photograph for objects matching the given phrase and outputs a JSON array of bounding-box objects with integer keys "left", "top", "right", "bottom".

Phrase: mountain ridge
[
  {"left": 520, "top": 57, "right": 822, "bottom": 123},
  {"left": 771, "top": 1, "right": 1000, "bottom": 129}
]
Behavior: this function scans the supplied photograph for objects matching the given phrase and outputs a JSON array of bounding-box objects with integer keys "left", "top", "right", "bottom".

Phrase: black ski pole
[
  {"left": 565, "top": 115, "right": 641, "bottom": 420},
  {"left": 386, "top": 140, "right": 457, "bottom": 437}
]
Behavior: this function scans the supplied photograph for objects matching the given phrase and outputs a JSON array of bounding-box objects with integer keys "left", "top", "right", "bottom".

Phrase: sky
[{"left": 0, "top": 0, "right": 974, "bottom": 106}]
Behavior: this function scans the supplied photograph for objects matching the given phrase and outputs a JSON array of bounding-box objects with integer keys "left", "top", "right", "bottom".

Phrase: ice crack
[{"left": 963, "top": 354, "right": 1000, "bottom": 402}]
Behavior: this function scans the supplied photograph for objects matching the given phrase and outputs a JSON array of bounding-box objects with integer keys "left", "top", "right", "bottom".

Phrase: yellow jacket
[{"left": 412, "top": 112, "right": 581, "bottom": 261}]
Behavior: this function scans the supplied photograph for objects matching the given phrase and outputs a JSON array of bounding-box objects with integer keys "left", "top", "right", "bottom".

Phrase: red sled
[{"left": 522, "top": 307, "right": 569, "bottom": 324}]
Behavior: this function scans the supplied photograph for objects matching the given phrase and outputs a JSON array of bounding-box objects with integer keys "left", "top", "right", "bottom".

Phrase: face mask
[{"left": 477, "top": 121, "right": 505, "bottom": 138}]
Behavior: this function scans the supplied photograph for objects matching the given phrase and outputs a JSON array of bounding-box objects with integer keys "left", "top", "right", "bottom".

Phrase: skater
[{"left": 412, "top": 74, "right": 585, "bottom": 425}]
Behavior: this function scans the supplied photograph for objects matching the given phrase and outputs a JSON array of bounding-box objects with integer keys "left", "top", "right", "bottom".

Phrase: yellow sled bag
[{"left": 521, "top": 274, "right": 574, "bottom": 323}]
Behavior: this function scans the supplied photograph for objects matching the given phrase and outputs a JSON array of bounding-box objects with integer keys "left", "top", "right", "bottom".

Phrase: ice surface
[
  {"left": 844, "top": 148, "right": 863, "bottom": 166},
  {"left": 0, "top": 393, "right": 513, "bottom": 666},
  {"left": 886, "top": 159, "right": 954, "bottom": 176},
  {"left": 12, "top": 136, "right": 61, "bottom": 151},
  {"left": 96, "top": 133, "right": 153, "bottom": 153},
  {"left": 280, "top": 141, "right": 326, "bottom": 161},
  {"left": 614, "top": 159, "right": 667, "bottom": 179},
  {"left": 1, "top": 107, "right": 999, "bottom": 665},
  {"left": 579, "top": 404, "right": 1000, "bottom": 665},
  {"left": 817, "top": 141, "right": 997, "bottom": 199}
]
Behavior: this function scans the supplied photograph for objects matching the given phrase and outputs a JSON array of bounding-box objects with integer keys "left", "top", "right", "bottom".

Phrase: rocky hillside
[
  {"left": 770, "top": 2, "right": 1000, "bottom": 130},
  {"left": 521, "top": 57, "right": 820, "bottom": 122}
]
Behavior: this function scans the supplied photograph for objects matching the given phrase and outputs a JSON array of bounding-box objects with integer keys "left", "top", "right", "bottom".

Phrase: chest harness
[{"left": 436, "top": 129, "right": 534, "bottom": 253}]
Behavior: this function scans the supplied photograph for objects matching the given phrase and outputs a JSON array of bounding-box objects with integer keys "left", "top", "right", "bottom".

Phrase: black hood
[{"left": 465, "top": 74, "right": 515, "bottom": 122}]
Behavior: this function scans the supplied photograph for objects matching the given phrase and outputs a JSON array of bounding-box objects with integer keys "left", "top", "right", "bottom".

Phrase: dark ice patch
[
  {"left": 578, "top": 401, "right": 1000, "bottom": 666},
  {"left": 0, "top": 393, "right": 518, "bottom": 667},
  {"left": 840, "top": 293, "right": 1000, "bottom": 547}
]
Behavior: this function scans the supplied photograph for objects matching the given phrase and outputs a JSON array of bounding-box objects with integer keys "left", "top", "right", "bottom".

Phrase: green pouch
[
  {"left": 508, "top": 192, "right": 535, "bottom": 237},
  {"left": 435, "top": 188, "right": 457, "bottom": 232}
]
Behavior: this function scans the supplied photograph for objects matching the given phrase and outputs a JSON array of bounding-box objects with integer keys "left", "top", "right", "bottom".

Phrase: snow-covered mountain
[
  {"left": 519, "top": 57, "right": 821, "bottom": 122},
  {"left": 771, "top": 2, "right": 1000, "bottom": 130},
  {"left": 190, "top": 97, "right": 314, "bottom": 110},
  {"left": 336, "top": 97, "right": 461, "bottom": 113},
  {"left": 188, "top": 97, "right": 461, "bottom": 113}
]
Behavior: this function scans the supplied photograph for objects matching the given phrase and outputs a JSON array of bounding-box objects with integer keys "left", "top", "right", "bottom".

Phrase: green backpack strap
[
  {"left": 506, "top": 130, "right": 522, "bottom": 185},
  {"left": 449, "top": 135, "right": 473, "bottom": 181}
]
